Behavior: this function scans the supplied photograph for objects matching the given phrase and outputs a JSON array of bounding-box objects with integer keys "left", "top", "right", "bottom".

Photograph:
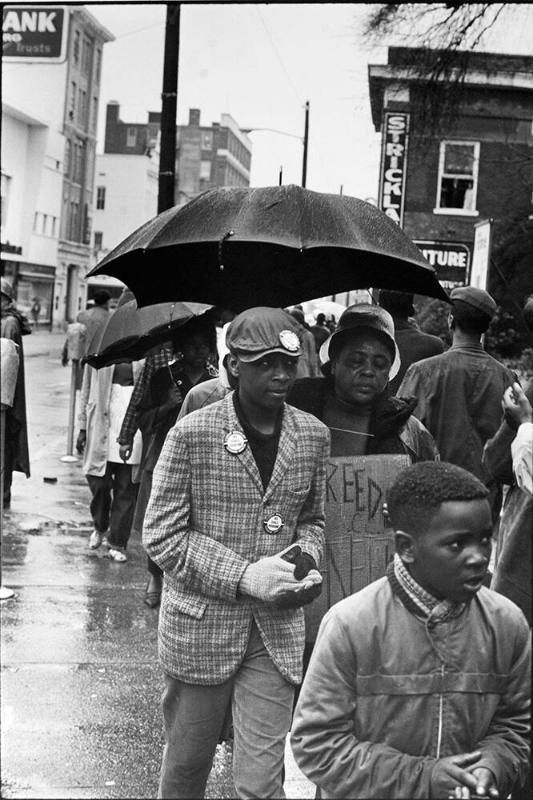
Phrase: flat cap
[
  {"left": 226, "top": 306, "right": 302, "bottom": 362},
  {"left": 450, "top": 286, "right": 497, "bottom": 318}
]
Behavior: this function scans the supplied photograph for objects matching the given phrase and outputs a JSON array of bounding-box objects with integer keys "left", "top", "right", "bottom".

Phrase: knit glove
[{"left": 238, "top": 554, "right": 300, "bottom": 603}]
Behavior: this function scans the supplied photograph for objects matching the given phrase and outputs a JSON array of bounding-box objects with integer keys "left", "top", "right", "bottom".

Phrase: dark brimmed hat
[
  {"left": 226, "top": 307, "right": 302, "bottom": 362},
  {"left": 319, "top": 303, "right": 401, "bottom": 380},
  {"left": 450, "top": 286, "right": 496, "bottom": 319}
]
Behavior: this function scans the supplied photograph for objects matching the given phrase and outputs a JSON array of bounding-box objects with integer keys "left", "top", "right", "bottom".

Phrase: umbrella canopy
[
  {"left": 87, "top": 185, "right": 449, "bottom": 310},
  {"left": 84, "top": 299, "right": 214, "bottom": 369}
]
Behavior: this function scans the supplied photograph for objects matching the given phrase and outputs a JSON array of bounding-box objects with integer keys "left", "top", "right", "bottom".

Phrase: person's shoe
[
  {"left": 88, "top": 530, "right": 103, "bottom": 549},
  {"left": 144, "top": 575, "right": 162, "bottom": 608},
  {"left": 108, "top": 548, "right": 127, "bottom": 563}
]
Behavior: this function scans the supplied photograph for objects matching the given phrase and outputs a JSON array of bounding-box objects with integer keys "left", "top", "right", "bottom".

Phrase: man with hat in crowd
[
  {"left": 399, "top": 286, "right": 514, "bottom": 518},
  {"left": 287, "top": 303, "right": 438, "bottom": 674},
  {"left": 143, "top": 306, "right": 330, "bottom": 799}
]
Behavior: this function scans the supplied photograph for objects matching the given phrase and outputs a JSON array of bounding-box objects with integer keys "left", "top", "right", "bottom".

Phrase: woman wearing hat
[
  {"left": 287, "top": 303, "right": 438, "bottom": 675},
  {"left": 1, "top": 278, "right": 31, "bottom": 507},
  {"left": 288, "top": 303, "right": 438, "bottom": 460}
]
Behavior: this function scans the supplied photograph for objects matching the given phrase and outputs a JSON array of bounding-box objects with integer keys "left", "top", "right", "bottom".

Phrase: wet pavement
[{"left": 1, "top": 332, "right": 313, "bottom": 799}]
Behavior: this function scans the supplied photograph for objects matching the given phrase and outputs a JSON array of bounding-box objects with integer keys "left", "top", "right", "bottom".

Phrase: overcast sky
[{"left": 84, "top": 2, "right": 532, "bottom": 200}]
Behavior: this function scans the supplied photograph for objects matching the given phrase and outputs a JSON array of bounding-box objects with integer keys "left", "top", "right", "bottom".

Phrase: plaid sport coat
[{"left": 143, "top": 391, "right": 330, "bottom": 685}]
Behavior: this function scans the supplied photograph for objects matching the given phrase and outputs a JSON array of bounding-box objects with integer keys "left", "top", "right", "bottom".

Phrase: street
[{"left": 1, "top": 331, "right": 312, "bottom": 799}]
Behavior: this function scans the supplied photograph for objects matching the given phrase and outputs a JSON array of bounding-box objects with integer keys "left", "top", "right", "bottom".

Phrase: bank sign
[
  {"left": 3, "top": 6, "right": 67, "bottom": 61},
  {"left": 378, "top": 112, "right": 409, "bottom": 226},
  {"left": 414, "top": 240, "right": 471, "bottom": 288}
]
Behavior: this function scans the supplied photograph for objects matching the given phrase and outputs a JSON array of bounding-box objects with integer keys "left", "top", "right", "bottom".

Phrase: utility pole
[
  {"left": 158, "top": 3, "right": 180, "bottom": 214},
  {"left": 278, "top": 165, "right": 283, "bottom": 186},
  {"left": 301, "top": 100, "right": 309, "bottom": 188}
]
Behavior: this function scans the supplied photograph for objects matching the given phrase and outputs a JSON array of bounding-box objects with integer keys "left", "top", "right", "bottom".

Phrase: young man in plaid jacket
[{"left": 143, "top": 306, "right": 330, "bottom": 799}]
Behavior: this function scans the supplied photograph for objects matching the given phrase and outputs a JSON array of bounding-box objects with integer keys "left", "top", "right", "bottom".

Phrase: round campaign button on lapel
[
  {"left": 264, "top": 514, "right": 284, "bottom": 534},
  {"left": 224, "top": 431, "right": 247, "bottom": 454}
]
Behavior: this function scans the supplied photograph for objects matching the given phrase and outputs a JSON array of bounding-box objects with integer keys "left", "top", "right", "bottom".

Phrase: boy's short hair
[{"left": 387, "top": 461, "right": 489, "bottom": 535}]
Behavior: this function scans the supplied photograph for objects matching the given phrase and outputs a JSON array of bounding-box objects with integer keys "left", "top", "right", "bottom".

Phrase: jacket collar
[{"left": 221, "top": 391, "right": 298, "bottom": 499}]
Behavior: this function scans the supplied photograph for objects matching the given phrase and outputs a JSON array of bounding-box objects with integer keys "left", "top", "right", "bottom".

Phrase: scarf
[{"left": 387, "top": 553, "right": 466, "bottom": 627}]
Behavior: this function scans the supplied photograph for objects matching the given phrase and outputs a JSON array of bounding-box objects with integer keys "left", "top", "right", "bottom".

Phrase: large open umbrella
[
  {"left": 84, "top": 299, "right": 214, "bottom": 369},
  {"left": 87, "top": 185, "right": 449, "bottom": 310}
]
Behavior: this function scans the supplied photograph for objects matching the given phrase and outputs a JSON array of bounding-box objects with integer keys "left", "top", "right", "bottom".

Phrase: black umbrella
[
  {"left": 83, "top": 299, "right": 214, "bottom": 369},
  {"left": 87, "top": 185, "right": 449, "bottom": 310}
]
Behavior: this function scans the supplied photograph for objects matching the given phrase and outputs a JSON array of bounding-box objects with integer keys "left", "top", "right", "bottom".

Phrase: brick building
[
  {"left": 102, "top": 103, "right": 252, "bottom": 206},
  {"left": 368, "top": 47, "right": 533, "bottom": 289}
]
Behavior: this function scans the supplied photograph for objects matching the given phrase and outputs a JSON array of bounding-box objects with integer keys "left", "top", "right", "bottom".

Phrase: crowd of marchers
[{"left": 1, "top": 276, "right": 531, "bottom": 800}]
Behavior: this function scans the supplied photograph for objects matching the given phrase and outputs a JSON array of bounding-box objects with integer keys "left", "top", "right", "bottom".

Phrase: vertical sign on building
[
  {"left": 470, "top": 219, "right": 493, "bottom": 289},
  {"left": 2, "top": 6, "right": 67, "bottom": 62},
  {"left": 378, "top": 112, "right": 409, "bottom": 226}
]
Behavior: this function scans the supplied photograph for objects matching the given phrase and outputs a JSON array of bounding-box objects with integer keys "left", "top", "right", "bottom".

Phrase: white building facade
[
  {"left": 89, "top": 150, "right": 159, "bottom": 299},
  {"left": 1, "top": 5, "right": 113, "bottom": 328}
]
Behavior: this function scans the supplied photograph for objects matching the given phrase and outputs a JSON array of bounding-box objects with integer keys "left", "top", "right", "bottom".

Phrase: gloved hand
[
  {"left": 239, "top": 554, "right": 301, "bottom": 603},
  {"left": 76, "top": 430, "right": 87, "bottom": 454}
]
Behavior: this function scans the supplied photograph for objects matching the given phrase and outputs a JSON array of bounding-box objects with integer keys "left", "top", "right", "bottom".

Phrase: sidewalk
[{"left": 1, "top": 341, "right": 313, "bottom": 799}]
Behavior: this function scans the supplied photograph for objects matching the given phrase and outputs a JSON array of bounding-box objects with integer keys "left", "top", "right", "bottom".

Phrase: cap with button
[{"left": 226, "top": 307, "right": 302, "bottom": 362}]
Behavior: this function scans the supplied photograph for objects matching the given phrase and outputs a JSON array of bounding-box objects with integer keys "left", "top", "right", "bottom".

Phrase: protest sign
[{"left": 306, "top": 453, "right": 410, "bottom": 639}]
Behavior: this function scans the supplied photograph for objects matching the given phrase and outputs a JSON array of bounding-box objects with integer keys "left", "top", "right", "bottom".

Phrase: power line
[{"left": 254, "top": 7, "right": 304, "bottom": 107}]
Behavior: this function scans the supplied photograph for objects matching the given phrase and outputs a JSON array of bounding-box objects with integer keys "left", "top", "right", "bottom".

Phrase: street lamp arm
[{"left": 241, "top": 127, "right": 303, "bottom": 142}]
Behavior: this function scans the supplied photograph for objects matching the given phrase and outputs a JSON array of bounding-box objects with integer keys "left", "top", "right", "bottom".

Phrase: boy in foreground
[{"left": 291, "top": 461, "right": 530, "bottom": 799}]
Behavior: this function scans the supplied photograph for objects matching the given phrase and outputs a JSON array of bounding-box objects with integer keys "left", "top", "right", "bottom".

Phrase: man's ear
[
  {"left": 395, "top": 530, "right": 416, "bottom": 564},
  {"left": 227, "top": 354, "right": 240, "bottom": 379}
]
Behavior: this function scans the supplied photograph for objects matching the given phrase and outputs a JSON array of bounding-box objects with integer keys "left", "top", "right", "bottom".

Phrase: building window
[
  {"left": 94, "top": 49, "right": 102, "bottom": 84},
  {"left": 91, "top": 97, "right": 98, "bottom": 132},
  {"left": 126, "top": 127, "right": 137, "bottom": 148},
  {"left": 73, "top": 29, "right": 80, "bottom": 64},
  {"left": 94, "top": 231, "right": 103, "bottom": 250},
  {"left": 33, "top": 212, "right": 39, "bottom": 232},
  {"left": 69, "top": 81, "right": 77, "bottom": 120},
  {"left": 82, "top": 35, "right": 92, "bottom": 74},
  {"left": 436, "top": 141, "right": 479, "bottom": 214},
  {"left": 202, "top": 132, "right": 213, "bottom": 149},
  {"left": 96, "top": 186, "right": 106, "bottom": 210},
  {"left": 199, "top": 161, "right": 211, "bottom": 181}
]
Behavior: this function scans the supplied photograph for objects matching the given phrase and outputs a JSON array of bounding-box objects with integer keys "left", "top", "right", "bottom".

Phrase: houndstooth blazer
[{"left": 143, "top": 391, "right": 330, "bottom": 685}]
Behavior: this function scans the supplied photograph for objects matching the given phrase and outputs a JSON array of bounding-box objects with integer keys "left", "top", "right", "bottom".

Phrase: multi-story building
[
  {"left": 368, "top": 47, "right": 533, "bottom": 289},
  {"left": 102, "top": 104, "right": 252, "bottom": 207},
  {"left": 1, "top": 5, "right": 113, "bottom": 328}
]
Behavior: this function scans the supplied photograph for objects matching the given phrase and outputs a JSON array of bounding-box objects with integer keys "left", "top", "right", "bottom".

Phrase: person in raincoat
[
  {"left": 1, "top": 277, "right": 31, "bottom": 507},
  {"left": 77, "top": 360, "right": 144, "bottom": 561}
]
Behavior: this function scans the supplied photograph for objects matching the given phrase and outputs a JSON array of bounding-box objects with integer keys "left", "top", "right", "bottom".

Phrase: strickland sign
[
  {"left": 378, "top": 112, "right": 409, "bottom": 226},
  {"left": 3, "top": 6, "right": 67, "bottom": 61}
]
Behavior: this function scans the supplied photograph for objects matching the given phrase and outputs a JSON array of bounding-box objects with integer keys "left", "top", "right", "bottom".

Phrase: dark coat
[
  {"left": 1, "top": 308, "right": 31, "bottom": 477},
  {"left": 388, "top": 319, "right": 444, "bottom": 395},
  {"left": 287, "top": 376, "right": 438, "bottom": 461}
]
